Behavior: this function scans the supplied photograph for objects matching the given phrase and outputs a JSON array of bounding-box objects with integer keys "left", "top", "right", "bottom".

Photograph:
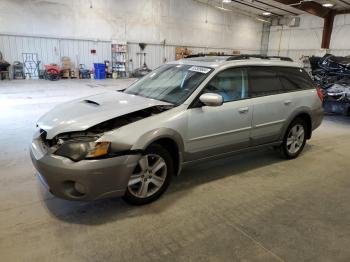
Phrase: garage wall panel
[
  {"left": 0, "top": 35, "right": 60, "bottom": 67},
  {"left": 0, "top": 35, "right": 112, "bottom": 70},
  {"left": 128, "top": 43, "right": 175, "bottom": 71},
  {"left": 0, "top": 0, "right": 264, "bottom": 56},
  {"left": 59, "top": 39, "right": 111, "bottom": 69}
]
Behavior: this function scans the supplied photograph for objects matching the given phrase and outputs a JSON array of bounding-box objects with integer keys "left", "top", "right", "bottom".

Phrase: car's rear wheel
[
  {"left": 280, "top": 118, "right": 307, "bottom": 159},
  {"left": 123, "top": 144, "right": 173, "bottom": 205}
]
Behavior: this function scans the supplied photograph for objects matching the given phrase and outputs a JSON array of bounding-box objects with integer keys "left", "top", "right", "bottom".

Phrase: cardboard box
[{"left": 62, "top": 70, "right": 70, "bottom": 78}]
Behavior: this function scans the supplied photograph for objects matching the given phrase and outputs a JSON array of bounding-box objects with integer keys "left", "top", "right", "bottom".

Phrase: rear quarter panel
[{"left": 279, "top": 89, "right": 323, "bottom": 140}]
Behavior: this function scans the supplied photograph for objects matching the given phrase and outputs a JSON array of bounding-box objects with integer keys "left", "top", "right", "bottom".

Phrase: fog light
[{"left": 74, "top": 182, "right": 87, "bottom": 194}]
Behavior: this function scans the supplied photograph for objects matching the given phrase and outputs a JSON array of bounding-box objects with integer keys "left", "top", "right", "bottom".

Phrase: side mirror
[{"left": 199, "top": 93, "right": 223, "bottom": 107}]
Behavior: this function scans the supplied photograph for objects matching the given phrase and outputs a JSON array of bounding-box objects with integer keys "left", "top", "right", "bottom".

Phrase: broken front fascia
[
  {"left": 41, "top": 105, "right": 174, "bottom": 161},
  {"left": 326, "top": 80, "right": 350, "bottom": 102}
]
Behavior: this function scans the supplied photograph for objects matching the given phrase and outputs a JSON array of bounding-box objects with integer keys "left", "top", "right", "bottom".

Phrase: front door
[{"left": 186, "top": 67, "right": 253, "bottom": 161}]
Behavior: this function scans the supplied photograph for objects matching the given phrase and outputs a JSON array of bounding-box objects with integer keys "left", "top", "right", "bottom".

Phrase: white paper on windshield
[{"left": 188, "top": 66, "right": 211, "bottom": 74}]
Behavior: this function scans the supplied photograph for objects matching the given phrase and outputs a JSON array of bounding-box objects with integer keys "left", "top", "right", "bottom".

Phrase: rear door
[{"left": 248, "top": 67, "right": 293, "bottom": 145}]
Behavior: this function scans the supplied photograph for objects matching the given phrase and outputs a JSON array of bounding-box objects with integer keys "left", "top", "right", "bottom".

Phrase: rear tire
[
  {"left": 280, "top": 118, "right": 307, "bottom": 159},
  {"left": 123, "top": 144, "right": 173, "bottom": 205}
]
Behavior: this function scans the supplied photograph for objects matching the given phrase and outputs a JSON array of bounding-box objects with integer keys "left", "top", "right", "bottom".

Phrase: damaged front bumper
[
  {"left": 30, "top": 135, "right": 141, "bottom": 201},
  {"left": 324, "top": 82, "right": 350, "bottom": 115}
]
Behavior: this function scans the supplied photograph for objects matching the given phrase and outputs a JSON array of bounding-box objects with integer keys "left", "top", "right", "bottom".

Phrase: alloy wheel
[
  {"left": 286, "top": 124, "right": 305, "bottom": 154},
  {"left": 128, "top": 154, "right": 167, "bottom": 198}
]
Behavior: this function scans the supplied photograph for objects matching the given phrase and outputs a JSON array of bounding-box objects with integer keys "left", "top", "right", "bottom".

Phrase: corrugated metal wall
[
  {"left": 0, "top": 35, "right": 111, "bottom": 69},
  {"left": 0, "top": 34, "right": 263, "bottom": 73},
  {"left": 3, "top": 34, "right": 350, "bottom": 73},
  {"left": 59, "top": 39, "right": 111, "bottom": 68},
  {"left": 127, "top": 43, "right": 260, "bottom": 71},
  {"left": 0, "top": 35, "right": 60, "bottom": 66},
  {"left": 127, "top": 43, "right": 176, "bottom": 72}
]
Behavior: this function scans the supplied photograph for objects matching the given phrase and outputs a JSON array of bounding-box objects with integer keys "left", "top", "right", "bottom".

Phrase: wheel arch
[
  {"left": 281, "top": 109, "right": 312, "bottom": 141},
  {"left": 132, "top": 128, "right": 184, "bottom": 176},
  {"left": 295, "top": 113, "right": 312, "bottom": 139}
]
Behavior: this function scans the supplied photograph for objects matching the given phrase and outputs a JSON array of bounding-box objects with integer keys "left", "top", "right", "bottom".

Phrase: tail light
[{"left": 316, "top": 86, "right": 324, "bottom": 102}]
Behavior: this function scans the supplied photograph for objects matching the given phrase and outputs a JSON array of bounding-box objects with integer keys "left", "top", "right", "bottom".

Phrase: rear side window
[
  {"left": 278, "top": 67, "right": 314, "bottom": 91},
  {"left": 248, "top": 67, "right": 283, "bottom": 97}
]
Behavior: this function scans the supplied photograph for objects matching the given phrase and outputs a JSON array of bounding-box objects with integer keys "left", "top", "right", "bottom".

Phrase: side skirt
[{"left": 181, "top": 141, "right": 282, "bottom": 168}]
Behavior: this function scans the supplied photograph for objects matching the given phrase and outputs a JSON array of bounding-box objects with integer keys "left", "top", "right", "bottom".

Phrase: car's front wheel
[
  {"left": 123, "top": 144, "right": 173, "bottom": 205},
  {"left": 280, "top": 118, "right": 307, "bottom": 159}
]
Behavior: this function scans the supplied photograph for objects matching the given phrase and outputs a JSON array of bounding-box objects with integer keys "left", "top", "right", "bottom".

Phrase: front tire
[
  {"left": 280, "top": 118, "right": 307, "bottom": 159},
  {"left": 123, "top": 144, "right": 173, "bottom": 205}
]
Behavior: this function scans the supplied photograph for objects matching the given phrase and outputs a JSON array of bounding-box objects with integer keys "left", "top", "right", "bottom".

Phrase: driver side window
[{"left": 203, "top": 68, "right": 248, "bottom": 102}]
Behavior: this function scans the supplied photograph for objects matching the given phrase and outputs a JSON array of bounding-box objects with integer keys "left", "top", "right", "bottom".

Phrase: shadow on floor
[
  {"left": 42, "top": 145, "right": 310, "bottom": 225},
  {"left": 323, "top": 114, "right": 350, "bottom": 125}
]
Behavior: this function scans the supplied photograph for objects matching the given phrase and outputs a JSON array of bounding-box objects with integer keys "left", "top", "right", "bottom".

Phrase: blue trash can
[
  {"left": 93, "top": 63, "right": 106, "bottom": 79},
  {"left": 94, "top": 69, "right": 106, "bottom": 79}
]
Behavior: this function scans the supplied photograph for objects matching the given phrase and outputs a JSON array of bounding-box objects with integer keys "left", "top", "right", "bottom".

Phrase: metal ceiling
[
  {"left": 211, "top": 0, "right": 350, "bottom": 17},
  {"left": 201, "top": 0, "right": 350, "bottom": 49}
]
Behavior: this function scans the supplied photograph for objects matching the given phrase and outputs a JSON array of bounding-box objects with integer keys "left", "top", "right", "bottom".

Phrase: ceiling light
[
  {"left": 215, "top": 6, "right": 233, "bottom": 11},
  {"left": 322, "top": 3, "right": 334, "bottom": 7},
  {"left": 223, "top": 0, "right": 231, "bottom": 3},
  {"left": 256, "top": 18, "right": 271, "bottom": 24},
  {"left": 262, "top": 12, "right": 271, "bottom": 16}
]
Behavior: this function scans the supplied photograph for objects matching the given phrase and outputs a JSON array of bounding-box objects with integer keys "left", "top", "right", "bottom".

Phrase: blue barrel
[
  {"left": 94, "top": 63, "right": 106, "bottom": 70},
  {"left": 93, "top": 63, "right": 106, "bottom": 79},
  {"left": 94, "top": 69, "right": 106, "bottom": 79}
]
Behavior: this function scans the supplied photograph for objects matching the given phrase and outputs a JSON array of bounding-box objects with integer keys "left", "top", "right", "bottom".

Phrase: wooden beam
[
  {"left": 299, "top": 1, "right": 330, "bottom": 18},
  {"left": 272, "top": 0, "right": 341, "bottom": 49},
  {"left": 321, "top": 11, "right": 335, "bottom": 49},
  {"left": 273, "top": 0, "right": 331, "bottom": 17}
]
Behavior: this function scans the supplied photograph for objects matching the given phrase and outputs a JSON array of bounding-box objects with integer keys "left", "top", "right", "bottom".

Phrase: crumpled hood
[{"left": 38, "top": 91, "right": 171, "bottom": 139}]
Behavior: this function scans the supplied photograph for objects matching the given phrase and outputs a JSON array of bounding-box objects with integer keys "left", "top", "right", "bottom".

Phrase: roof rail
[
  {"left": 184, "top": 54, "right": 206, "bottom": 58},
  {"left": 184, "top": 53, "right": 228, "bottom": 58},
  {"left": 226, "top": 54, "right": 293, "bottom": 62}
]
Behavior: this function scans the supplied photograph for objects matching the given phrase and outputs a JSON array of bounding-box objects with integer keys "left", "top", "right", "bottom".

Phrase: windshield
[{"left": 124, "top": 64, "right": 212, "bottom": 104}]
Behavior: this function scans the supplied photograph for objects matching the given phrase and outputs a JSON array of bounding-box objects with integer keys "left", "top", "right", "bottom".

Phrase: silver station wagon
[{"left": 30, "top": 55, "right": 324, "bottom": 205}]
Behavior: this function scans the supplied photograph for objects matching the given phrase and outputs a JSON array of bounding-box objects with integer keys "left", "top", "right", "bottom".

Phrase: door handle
[
  {"left": 284, "top": 100, "right": 292, "bottom": 105},
  {"left": 238, "top": 107, "right": 249, "bottom": 113}
]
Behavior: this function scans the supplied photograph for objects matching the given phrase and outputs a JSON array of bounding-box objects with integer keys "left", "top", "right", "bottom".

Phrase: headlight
[{"left": 55, "top": 141, "right": 111, "bottom": 161}]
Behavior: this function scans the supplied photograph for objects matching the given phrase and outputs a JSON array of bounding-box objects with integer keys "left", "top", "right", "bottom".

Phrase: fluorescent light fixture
[
  {"left": 262, "top": 12, "right": 271, "bottom": 16},
  {"left": 223, "top": 0, "right": 231, "bottom": 2},
  {"left": 256, "top": 18, "right": 271, "bottom": 23},
  {"left": 322, "top": 3, "right": 334, "bottom": 7},
  {"left": 215, "top": 5, "right": 233, "bottom": 11}
]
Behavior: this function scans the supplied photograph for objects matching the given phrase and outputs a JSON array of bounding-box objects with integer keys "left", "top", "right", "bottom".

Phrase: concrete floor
[{"left": 0, "top": 79, "right": 350, "bottom": 262}]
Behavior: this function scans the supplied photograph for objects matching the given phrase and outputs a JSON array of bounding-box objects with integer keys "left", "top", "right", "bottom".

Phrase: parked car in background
[{"left": 30, "top": 55, "right": 324, "bottom": 205}]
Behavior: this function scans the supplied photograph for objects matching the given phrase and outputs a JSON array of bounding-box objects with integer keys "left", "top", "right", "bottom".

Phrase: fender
[{"left": 131, "top": 127, "right": 185, "bottom": 175}]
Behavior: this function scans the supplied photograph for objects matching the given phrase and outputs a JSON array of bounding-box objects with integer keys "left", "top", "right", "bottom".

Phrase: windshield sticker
[{"left": 188, "top": 66, "right": 211, "bottom": 74}]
